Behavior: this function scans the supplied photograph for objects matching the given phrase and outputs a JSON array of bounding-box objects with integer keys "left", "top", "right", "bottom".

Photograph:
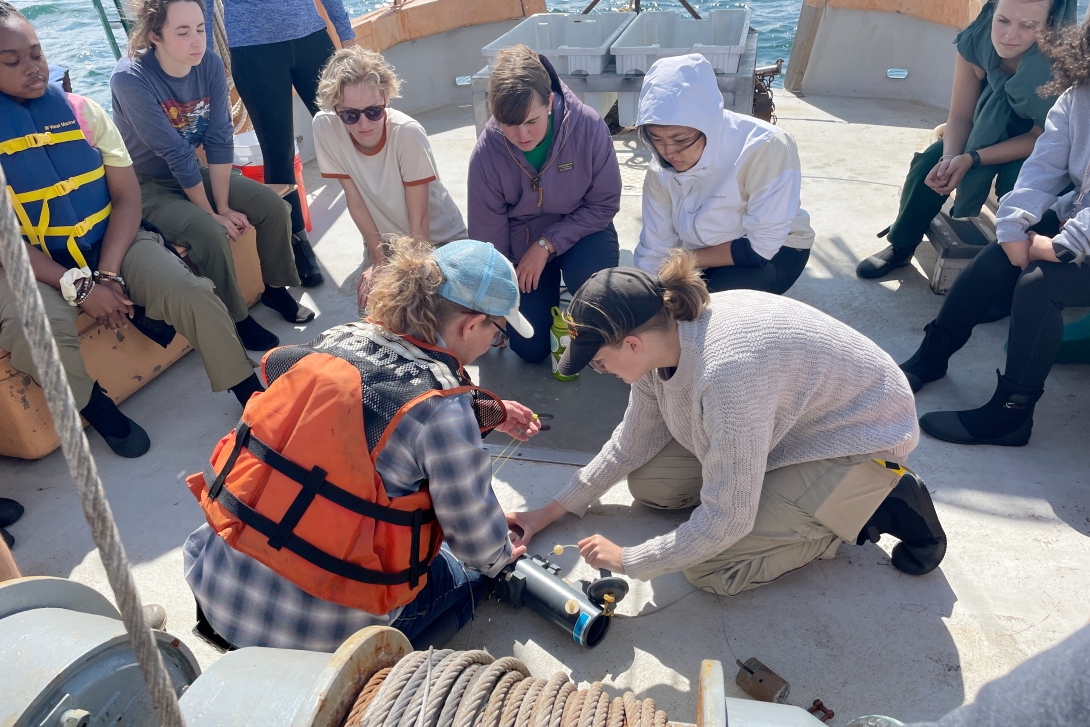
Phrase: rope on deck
[
  {"left": 0, "top": 164, "right": 186, "bottom": 723},
  {"left": 343, "top": 649, "right": 670, "bottom": 727}
]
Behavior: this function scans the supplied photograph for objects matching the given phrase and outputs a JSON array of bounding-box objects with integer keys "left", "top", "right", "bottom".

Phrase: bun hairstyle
[
  {"left": 590, "top": 250, "right": 710, "bottom": 348},
  {"left": 366, "top": 237, "right": 476, "bottom": 344}
]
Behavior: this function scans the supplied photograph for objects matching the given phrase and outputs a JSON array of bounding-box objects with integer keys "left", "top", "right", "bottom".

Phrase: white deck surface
[{"left": 2, "top": 92, "right": 1089, "bottom": 726}]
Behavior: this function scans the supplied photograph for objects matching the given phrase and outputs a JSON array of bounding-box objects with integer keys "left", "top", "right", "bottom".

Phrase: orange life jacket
[{"left": 186, "top": 322, "right": 507, "bottom": 614}]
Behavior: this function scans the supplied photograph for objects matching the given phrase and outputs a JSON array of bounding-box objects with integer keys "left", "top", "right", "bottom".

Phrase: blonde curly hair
[{"left": 317, "top": 46, "right": 401, "bottom": 112}]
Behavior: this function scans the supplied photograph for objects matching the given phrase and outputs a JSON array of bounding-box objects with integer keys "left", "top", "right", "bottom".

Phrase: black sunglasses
[
  {"left": 336, "top": 104, "right": 386, "bottom": 125},
  {"left": 489, "top": 319, "right": 509, "bottom": 348}
]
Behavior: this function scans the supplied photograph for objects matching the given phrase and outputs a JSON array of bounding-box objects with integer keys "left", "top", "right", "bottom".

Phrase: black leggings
[
  {"left": 935, "top": 212, "right": 1090, "bottom": 389},
  {"left": 702, "top": 246, "right": 810, "bottom": 295},
  {"left": 230, "top": 29, "right": 336, "bottom": 235}
]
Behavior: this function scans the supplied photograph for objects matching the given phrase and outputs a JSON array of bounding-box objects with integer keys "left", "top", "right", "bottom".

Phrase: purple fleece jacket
[{"left": 468, "top": 55, "right": 621, "bottom": 264}]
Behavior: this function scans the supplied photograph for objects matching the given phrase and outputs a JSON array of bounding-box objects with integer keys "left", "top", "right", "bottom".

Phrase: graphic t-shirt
[
  {"left": 110, "top": 50, "right": 234, "bottom": 188},
  {"left": 314, "top": 108, "right": 466, "bottom": 244}
]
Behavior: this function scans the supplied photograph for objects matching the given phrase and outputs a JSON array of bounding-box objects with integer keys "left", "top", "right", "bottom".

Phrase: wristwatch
[
  {"left": 537, "top": 239, "right": 554, "bottom": 255},
  {"left": 968, "top": 150, "right": 981, "bottom": 168},
  {"left": 1053, "top": 242, "right": 1077, "bottom": 263}
]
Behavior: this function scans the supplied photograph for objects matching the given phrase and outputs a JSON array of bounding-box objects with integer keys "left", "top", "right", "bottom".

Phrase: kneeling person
[
  {"left": 509, "top": 253, "right": 946, "bottom": 596},
  {"left": 0, "top": 4, "right": 260, "bottom": 458},
  {"left": 184, "top": 239, "right": 540, "bottom": 651}
]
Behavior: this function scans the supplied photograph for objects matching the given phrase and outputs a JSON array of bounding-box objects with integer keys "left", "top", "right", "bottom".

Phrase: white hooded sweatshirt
[{"left": 633, "top": 54, "right": 814, "bottom": 274}]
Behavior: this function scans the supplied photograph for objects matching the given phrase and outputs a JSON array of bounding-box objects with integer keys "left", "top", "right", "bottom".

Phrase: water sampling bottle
[{"left": 549, "top": 306, "right": 578, "bottom": 381}]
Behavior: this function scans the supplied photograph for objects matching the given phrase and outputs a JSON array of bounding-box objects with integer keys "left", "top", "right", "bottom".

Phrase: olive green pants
[
  {"left": 138, "top": 168, "right": 298, "bottom": 322},
  {"left": 627, "top": 438, "right": 905, "bottom": 595},
  {"left": 0, "top": 231, "right": 255, "bottom": 409}
]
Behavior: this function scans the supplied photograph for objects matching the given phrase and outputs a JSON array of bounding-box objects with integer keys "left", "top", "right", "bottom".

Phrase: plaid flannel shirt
[{"left": 184, "top": 392, "right": 512, "bottom": 652}]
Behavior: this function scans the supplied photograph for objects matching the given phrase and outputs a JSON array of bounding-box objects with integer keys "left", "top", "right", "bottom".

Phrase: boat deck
[{"left": 2, "top": 92, "right": 1088, "bottom": 725}]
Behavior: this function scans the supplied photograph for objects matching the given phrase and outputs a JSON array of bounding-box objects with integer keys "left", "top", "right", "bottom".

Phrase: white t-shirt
[{"left": 314, "top": 108, "right": 466, "bottom": 244}]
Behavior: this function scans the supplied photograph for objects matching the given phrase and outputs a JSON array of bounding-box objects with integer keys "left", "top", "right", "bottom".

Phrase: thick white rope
[{"left": 0, "top": 167, "right": 185, "bottom": 724}]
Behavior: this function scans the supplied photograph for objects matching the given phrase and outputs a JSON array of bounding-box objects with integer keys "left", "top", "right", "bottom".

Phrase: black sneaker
[
  {"left": 235, "top": 316, "right": 280, "bottom": 351},
  {"left": 0, "top": 498, "right": 24, "bottom": 528},
  {"left": 855, "top": 245, "right": 915, "bottom": 279},
  {"left": 79, "top": 382, "right": 150, "bottom": 458},
  {"left": 292, "top": 232, "right": 324, "bottom": 288},
  {"left": 261, "top": 286, "right": 315, "bottom": 324}
]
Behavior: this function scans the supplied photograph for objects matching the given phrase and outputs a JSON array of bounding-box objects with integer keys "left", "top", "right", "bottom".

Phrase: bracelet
[
  {"left": 939, "top": 155, "right": 956, "bottom": 162},
  {"left": 94, "top": 270, "right": 126, "bottom": 287},
  {"left": 59, "top": 266, "right": 93, "bottom": 306},
  {"left": 74, "top": 277, "right": 95, "bottom": 306}
]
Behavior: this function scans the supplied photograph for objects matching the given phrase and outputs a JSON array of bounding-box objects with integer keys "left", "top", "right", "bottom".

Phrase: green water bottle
[{"left": 549, "top": 306, "right": 578, "bottom": 381}]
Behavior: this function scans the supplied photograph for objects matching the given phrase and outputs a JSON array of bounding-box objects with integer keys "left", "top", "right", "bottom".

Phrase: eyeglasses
[
  {"left": 588, "top": 357, "right": 608, "bottom": 374},
  {"left": 489, "top": 319, "right": 509, "bottom": 348},
  {"left": 335, "top": 104, "right": 386, "bottom": 125}
]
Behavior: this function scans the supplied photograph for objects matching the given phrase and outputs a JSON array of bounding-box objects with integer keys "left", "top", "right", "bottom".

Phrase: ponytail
[
  {"left": 656, "top": 250, "right": 710, "bottom": 323},
  {"left": 366, "top": 237, "right": 474, "bottom": 344}
]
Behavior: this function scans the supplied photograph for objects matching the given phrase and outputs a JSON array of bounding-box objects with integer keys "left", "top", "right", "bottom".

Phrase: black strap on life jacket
[{"left": 207, "top": 422, "right": 438, "bottom": 588}]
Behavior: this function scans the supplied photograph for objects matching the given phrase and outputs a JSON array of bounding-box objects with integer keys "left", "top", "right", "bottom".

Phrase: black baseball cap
[{"left": 557, "top": 267, "right": 665, "bottom": 376}]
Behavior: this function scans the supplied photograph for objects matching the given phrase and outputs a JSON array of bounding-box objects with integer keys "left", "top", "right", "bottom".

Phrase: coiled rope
[
  {"left": 343, "top": 649, "right": 671, "bottom": 727},
  {"left": 0, "top": 163, "right": 185, "bottom": 723}
]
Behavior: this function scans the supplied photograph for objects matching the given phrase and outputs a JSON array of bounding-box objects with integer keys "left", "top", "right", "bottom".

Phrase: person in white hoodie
[{"left": 632, "top": 54, "right": 814, "bottom": 293}]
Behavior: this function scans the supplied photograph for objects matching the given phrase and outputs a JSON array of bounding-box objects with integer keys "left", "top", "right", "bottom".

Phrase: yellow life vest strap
[
  {"left": 12, "top": 166, "right": 106, "bottom": 205},
  {"left": 6, "top": 184, "right": 109, "bottom": 270},
  {"left": 873, "top": 460, "right": 907, "bottom": 476},
  {"left": 0, "top": 129, "right": 87, "bottom": 156}
]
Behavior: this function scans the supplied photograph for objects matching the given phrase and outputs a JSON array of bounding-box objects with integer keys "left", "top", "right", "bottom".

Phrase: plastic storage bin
[
  {"left": 610, "top": 8, "right": 752, "bottom": 75},
  {"left": 482, "top": 12, "right": 635, "bottom": 75}
]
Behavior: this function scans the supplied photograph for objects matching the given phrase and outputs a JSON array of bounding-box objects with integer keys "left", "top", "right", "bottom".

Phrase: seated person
[
  {"left": 184, "top": 238, "right": 541, "bottom": 652},
  {"left": 633, "top": 54, "right": 814, "bottom": 295},
  {"left": 312, "top": 47, "right": 466, "bottom": 313},
  {"left": 110, "top": 0, "right": 312, "bottom": 352},
  {"left": 900, "top": 19, "right": 1090, "bottom": 447},
  {"left": 468, "top": 45, "right": 621, "bottom": 364},
  {"left": 510, "top": 253, "right": 946, "bottom": 597},
  {"left": 0, "top": 3, "right": 261, "bottom": 459},
  {"left": 856, "top": 0, "right": 1077, "bottom": 280}
]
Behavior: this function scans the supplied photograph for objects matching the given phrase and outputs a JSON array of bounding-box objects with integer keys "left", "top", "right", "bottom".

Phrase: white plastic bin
[
  {"left": 610, "top": 8, "right": 752, "bottom": 75},
  {"left": 482, "top": 12, "right": 636, "bottom": 75}
]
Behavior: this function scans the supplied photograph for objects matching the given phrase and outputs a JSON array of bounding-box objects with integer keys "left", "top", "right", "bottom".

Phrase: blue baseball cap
[{"left": 431, "top": 240, "right": 534, "bottom": 339}]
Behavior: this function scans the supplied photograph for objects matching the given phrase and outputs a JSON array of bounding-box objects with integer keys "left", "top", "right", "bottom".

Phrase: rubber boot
[
  {"left": 919, "top": 370, "right": 1043, "bottom": 446},
  {"left": 261, "top": 285, "right": 315, "bottom": 324},
  {"left": 292, "top": 231, "right": 324, "bottom": 288},
  {"left": 857, "top": 472, "right": 946, "bottom": 575},
  {"left": 0, "top": 498, "right": 24, "bottom": 528},
  {"left": 229, "top": 372, "right": 265, "bottom": 407},
  {"left": 899, "top": 321, "right": 970, "bottom": 393},
  {"left": 856, "top": 244, "right": 915, "bottom": 279},
  {"left": 235, "top": 315, "right": 279, "bottom": 351},
  {"left": 79, "top": 382, "right": 150, "bottom": 458},
  {"left": 1, "top": 528, "right": 12, "bottom": 548}
]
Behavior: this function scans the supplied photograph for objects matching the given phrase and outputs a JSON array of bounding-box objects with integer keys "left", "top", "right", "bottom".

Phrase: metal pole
[
  {"left": 90, "top": 0, "right": 121, "bottom": 60},
  {"left": 678, "top": 0, "right": 701, "bottom": 19},
  {"left": 111, "top": 0, "right": 132, "bottom": 35},
  {"left": 581, "top": 0, "right": 602, "bottom": 13}
]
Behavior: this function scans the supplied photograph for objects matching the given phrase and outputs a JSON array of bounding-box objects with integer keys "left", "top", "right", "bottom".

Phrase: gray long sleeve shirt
[
  {"left": 995, "top": 85, "right": 1090, "bottom": 255},
  {"left": 110, "top": 50, "right": 235, "bottom": 188}
]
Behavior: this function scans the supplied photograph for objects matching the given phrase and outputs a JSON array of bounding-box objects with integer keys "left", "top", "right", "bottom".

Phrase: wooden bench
[{"left": 0, "top": 183, "right": 295, "bottom": 459}]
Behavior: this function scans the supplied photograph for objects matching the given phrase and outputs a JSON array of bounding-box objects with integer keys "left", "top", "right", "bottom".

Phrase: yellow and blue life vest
[{"left": 0, "top": 86, "right": 112, "bottom": 269}]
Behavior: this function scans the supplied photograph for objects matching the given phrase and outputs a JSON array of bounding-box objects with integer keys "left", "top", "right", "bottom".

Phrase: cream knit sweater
[{"left": 554, "top": 291, "right": 919, "bottom": 581}]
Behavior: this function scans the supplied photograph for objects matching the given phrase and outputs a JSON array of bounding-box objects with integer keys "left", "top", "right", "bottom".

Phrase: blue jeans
[
  {"left": 390, "top": 548, "right": 488, "bottom": 649},
  {"left": 508, "top": 223, "right": 620, "bottom": 363}
]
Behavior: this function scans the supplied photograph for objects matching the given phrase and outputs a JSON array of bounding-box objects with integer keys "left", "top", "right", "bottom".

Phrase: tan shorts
[{"left": 626, "top": 438, "right": 906, "bottom": 595}]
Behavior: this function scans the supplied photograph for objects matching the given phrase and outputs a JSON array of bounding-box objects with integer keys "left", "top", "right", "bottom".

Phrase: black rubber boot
[
  {"left": 261, "top": 285, "right": 315, "bottom": 324},
  {"left": 1, "top": 527, "right": 12, "bottom": 548},
  {"left": 856, "top": 244, "right": 915, "bottom": 279},
  {"left": 919, "top": 371, "right": 1043, "bottom": 447},
  {"left": 899, "top": 321, "right": 970, "bottom": 393},
  {"left": 0, "top": 498, "right": 24, "bottom": 528},
  {"left": 292, "top": 231, "right": 324, "bottom": 288},
  {"left": 857, "top": 471, "right": 946, "bottom": 575},
  {"left": 79, "top": 382, "right": 150, "bottom": 458},
  {"left": 229, "top": 372, "right": 265, "bottom": 407},
  {"left": 235, "top": 315, "right": 279, "bottom": 351}
]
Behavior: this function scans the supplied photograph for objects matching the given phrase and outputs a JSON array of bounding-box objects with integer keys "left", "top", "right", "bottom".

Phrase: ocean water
[{"left": 13, "top": 0, "right": 800, "bottom": 112}]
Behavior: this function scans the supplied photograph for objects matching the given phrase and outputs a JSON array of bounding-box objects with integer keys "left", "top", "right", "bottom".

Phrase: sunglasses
[
  {"left": 489, "top": 319, "right": 509, "bottom": 348},
  {"left": 335, "top": 104, "right": 386, "bottom": 125}
]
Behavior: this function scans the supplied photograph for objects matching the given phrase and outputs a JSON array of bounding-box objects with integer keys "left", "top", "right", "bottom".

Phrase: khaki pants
[
  {"left": 627, "top": 438, "right": 905, "bottom": 596},
  {"left": 138, "top": 168, "right": 298, "bottom": 322},
  {"left": 0, "top": 231, "right": 255, "bottom": 408}
]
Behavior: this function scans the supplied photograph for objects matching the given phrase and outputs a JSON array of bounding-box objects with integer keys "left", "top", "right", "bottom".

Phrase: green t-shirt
[{"left": 522, "top": 114, "right": 554, "bottom": 171}]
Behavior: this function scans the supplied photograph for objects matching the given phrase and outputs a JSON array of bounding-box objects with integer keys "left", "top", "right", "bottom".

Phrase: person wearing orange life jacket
[
  {"left": 183, "top": 238, "right": 541, "bottom": 652},
  {"left": 0, "top": 3, "right": 261, "bottom": 459}
]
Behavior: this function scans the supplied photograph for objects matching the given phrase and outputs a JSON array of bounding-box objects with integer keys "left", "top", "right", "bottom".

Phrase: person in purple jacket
[{"left": 468, "top": 45, "right": 621, "bottom": 364}]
